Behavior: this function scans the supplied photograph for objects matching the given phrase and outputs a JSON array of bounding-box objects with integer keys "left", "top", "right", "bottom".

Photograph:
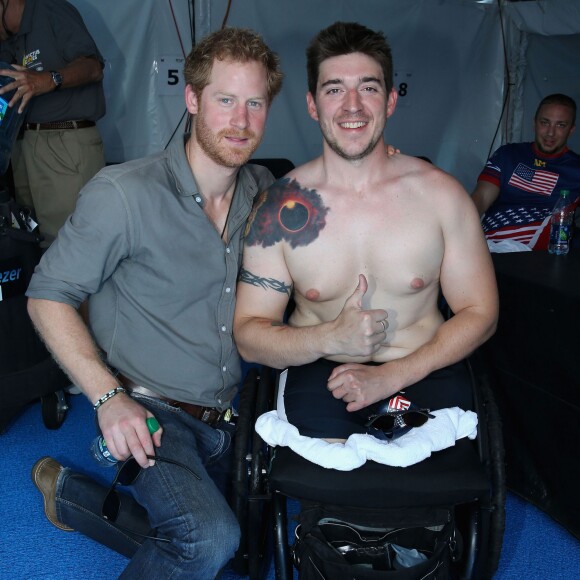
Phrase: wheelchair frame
[{"left": 232, "top": 351, "right": 505, "bottom": 580}]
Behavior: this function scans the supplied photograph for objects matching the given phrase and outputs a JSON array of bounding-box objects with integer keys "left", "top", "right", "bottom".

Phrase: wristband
[{"left": 93, "top": 386, "right": 127, "bottom": 411}]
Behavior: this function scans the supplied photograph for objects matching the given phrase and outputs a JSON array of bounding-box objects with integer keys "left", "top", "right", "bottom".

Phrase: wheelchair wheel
[
  {"left": 232, "top": 367, "right": 276, "bottom": 579},
  {"left": 478, "top": 370, "right": 506, "bottom": 578},
  {"left": 41, "top": 390, "right": 69, "bottom": 429},
  {"left": 458, "top": 354, "right": 506, "bottom": 579},
  {"left": 247, "top": 367, "right": 277, "bottom": 579}
]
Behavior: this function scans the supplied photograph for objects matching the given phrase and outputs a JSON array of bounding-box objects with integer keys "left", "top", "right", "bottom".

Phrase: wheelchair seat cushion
[
  {"left": 269, "top": 437, "right": 490, "bottom": 509},
  {"left": 257, "top": 406, "right": 478, "bottom": 469}
]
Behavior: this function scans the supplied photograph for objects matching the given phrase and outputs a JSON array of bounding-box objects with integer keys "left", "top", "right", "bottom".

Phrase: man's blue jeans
[{"left": 55, "top": 394, "right": 240, "bottom": 579}]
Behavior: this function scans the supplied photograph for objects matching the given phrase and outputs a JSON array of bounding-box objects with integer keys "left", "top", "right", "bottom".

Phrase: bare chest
[{"left": 284, "top": 199, "right": 444, "bottom": 308}]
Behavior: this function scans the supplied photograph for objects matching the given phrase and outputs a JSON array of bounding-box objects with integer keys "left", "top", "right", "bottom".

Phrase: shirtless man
[{"left": 233, "top": 22, "right": 498, "bottom": 440}]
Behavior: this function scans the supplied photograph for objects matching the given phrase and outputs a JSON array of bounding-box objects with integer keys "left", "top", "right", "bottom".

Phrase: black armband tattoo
[{"left": 239, "top": 268, "right": 292, "bottom": 296}]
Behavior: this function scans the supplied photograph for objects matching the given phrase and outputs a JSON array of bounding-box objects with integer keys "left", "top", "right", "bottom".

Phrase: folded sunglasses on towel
[{"left": 363, "top": 394, "right": 435, "bottom": 441}]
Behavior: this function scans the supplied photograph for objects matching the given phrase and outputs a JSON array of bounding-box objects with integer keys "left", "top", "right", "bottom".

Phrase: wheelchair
[{"left": 231, "top": 350, "right": 505, "bottom": 579}]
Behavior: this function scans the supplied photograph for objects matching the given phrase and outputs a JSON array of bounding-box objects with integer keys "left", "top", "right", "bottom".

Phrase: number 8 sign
[{"left": 394, "top": 70, "right": 412, "bottom": 107}]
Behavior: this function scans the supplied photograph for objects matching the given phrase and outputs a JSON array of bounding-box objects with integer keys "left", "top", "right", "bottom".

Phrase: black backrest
[{"left": 249, "top": 158, "right": 295, "bottom": 179}]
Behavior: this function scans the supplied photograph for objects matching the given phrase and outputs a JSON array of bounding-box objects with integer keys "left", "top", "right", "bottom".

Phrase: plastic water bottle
[
  {"left": 548, "top": 189, "right": 574, "bottom": 255},
  {"left": 91, "top": 417, "right": 161, "bottom": 466}
]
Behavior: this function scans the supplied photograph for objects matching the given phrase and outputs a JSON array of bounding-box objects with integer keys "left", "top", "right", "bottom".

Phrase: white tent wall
[
  {"left": 67, "top": 0, "right": 579, "bottom": 193},
  {"left": 519, "top": 33, "right": 580, "bottom": 146},
  {"left": 69, "top": 0, "right": 194, "bottom": 163},
  {"left": 196, "top": 0, "right": 506, "bottom": 191},
  {"left": 504, "top": 1, "right": 580, "bottom": 152}
]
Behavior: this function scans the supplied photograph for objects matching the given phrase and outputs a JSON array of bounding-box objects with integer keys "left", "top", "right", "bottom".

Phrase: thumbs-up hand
[{"left": 326, "top": 274, "right": 388, "bottom": 357}]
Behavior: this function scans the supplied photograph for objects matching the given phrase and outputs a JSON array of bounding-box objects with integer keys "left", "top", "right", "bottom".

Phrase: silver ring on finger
[{"left": 379, "top": 319, "right": 387, "bottom": 332}]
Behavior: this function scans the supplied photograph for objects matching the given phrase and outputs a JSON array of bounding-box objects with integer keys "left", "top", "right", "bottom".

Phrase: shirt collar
[
  {"left": 168, "top": 134, "right": 262, "bottom": 204},
  {"left": 16, "top": 0, "right": 35, "bottom": 37},
  {"left": 531, "top": 142, "right": 570, "bottom": 160}
]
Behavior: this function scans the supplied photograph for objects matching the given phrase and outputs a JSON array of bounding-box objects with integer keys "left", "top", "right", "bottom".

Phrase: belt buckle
[{"left": 200, "top": 406, "right": 233, "bottom": 426}]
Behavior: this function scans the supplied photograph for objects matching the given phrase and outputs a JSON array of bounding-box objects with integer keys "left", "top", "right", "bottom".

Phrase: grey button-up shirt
[
  {"left": 27, "top": 136, "right": 274, "bottom": 409},
  {"left": 0, "top": 0, "right": 106, "bottom": 123}
]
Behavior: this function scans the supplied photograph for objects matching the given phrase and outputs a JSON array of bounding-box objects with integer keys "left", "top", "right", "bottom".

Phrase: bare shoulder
[
  {"left": 395, "top": 154, "right": 456, "bottom": 184},
  {"left": 397, "top": 155, "right": 471, "bottom": 207},
  {"left": 245, "top": 160, "right": 329, "bottom": 249},
  {"left": 283, "top": 156, "right": 324, "bottom": 188}
]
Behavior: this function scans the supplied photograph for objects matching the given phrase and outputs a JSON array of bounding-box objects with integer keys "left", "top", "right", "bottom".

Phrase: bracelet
[{"left": 93, "top": 387, "right": 127, "bottom": 411}]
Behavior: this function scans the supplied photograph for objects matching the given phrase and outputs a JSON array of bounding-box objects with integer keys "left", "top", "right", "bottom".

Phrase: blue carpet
[{"left": 1, "top": 395, "right": 578, "bottom": 579}]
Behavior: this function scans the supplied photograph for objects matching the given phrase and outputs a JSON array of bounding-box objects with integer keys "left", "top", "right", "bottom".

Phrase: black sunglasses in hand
[{"left": 101, "top": 455, "right": 201, "bottom": 543}]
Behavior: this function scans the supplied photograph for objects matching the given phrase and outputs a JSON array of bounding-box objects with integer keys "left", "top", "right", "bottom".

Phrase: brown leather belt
[
  {"left": 164, "top": 399, "right": 226, "bottom": 426},
  {"left": 117, "top": 374, "right": 231, "bottom": 427},
  {"left": 25, "top": 120, "right": 96, "bottom": 131}
]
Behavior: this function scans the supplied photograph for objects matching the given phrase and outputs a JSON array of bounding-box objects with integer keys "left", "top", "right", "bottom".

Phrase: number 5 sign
[{"left": 157, "top": 56, "right": 185, "bottom": 96}]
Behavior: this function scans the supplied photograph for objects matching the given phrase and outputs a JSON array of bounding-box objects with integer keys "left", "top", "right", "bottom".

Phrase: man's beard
[
  {"left": 195, "top": 113, "right": 259, "bottom": 168},
  {"left": 535, "top": 139, "right": 562, "bottom": 155},
  {"left": 325, "top": 132, "right": 382, "bottom": 161},
  {"left": 320, "top": 119, "right": 383, "bottom": 162}
]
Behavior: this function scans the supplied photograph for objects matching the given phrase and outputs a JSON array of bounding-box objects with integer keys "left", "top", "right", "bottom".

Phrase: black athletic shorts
[{"left": 280, "top": 359, "right": 473, "bottom": 439}]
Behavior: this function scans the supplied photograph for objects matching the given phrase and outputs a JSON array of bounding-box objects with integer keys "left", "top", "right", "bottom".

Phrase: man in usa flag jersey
[{"left": 472, "top": 94, "right": 580, "bottom": 250}]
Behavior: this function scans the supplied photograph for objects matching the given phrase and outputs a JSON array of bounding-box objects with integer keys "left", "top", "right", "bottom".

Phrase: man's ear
[
  {"left": 306, "top": 92, "right": 319, "bottom": 122},
  {"left": 386, "top": 88, "right": 398, "bottom": 119},
  {"left": 185, "top": 84, "right": 199, "bottom": 115}
]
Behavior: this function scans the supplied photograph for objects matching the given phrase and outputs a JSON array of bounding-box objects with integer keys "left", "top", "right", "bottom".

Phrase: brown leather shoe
[{"left": 31, "top": 457, "right": 74, "bottom": 532}]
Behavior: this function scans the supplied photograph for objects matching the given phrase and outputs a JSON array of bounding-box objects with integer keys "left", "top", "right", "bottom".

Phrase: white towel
[
  {"left": 255, "top": 407, "right": 478, "bottom": 471},
  {"left": 487, "top": 239, "right": 532, "bottom": 253}
]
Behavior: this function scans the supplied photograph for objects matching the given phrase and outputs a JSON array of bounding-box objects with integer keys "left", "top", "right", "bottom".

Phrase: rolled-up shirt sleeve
[{"left": 26, "top": 174, "right": 132, "bottom": 308}]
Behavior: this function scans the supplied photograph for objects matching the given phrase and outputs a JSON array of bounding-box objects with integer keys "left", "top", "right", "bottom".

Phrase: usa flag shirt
[{"left": 477, "top": 142, "right": 580, "bottom": 249}]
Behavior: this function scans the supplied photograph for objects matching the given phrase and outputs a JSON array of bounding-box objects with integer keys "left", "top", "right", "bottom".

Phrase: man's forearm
[
  {"left": 235, "top": 274, "right": 389, "bottom": 368},
  {"left": 58, "top": 55, "right": 103, "bottom": 89},
  {"left": 391, "top": 308, "right": 497, "bottom": 390},
  {"left": 27, "top": 298, "right": 120, "bottom": 405},
  {"left": 471, "top": 181, "right": 499, "bottom": 216},
  {"left": 234, "top": 318, "right": 330, "bottom": 369}
]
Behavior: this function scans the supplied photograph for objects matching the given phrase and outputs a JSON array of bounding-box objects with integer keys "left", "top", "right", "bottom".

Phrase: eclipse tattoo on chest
[
  {"left": 239, "top": 268, "right": 292, "bottom": 296},
  {"left": 244, "top": 178, "right": 329, "bottom": 249}
]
